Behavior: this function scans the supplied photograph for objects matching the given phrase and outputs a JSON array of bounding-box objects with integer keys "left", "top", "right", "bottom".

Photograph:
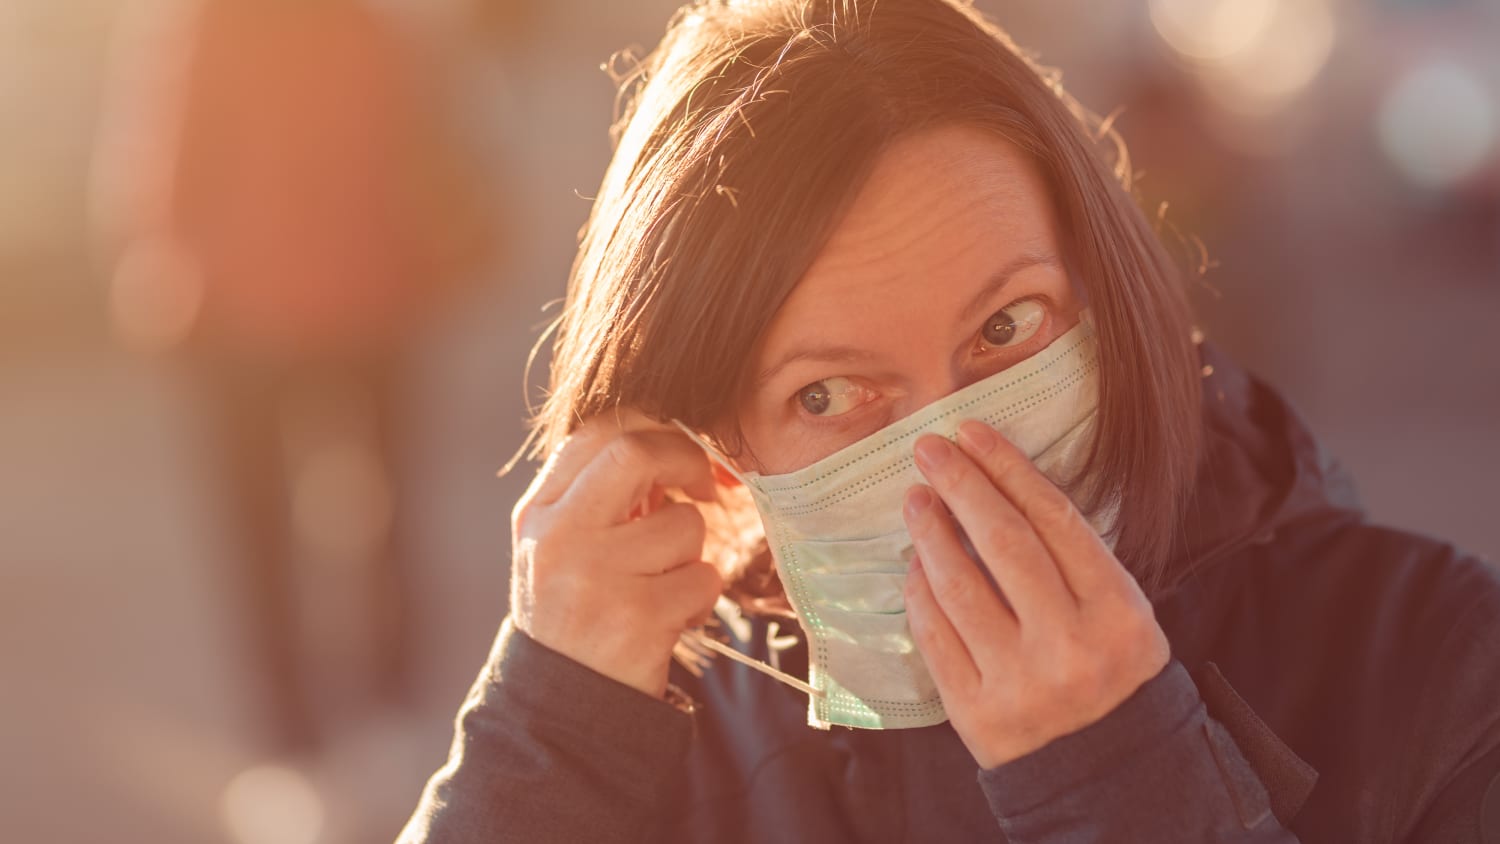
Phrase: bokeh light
[
  {"left": 292, "top": 437, "right": 395, "bottom": 564},
  {"left": 1151, "top": 0, "right": 1337, "bottom": 116},
  {"left": 1377, "top": 59, "right": 1498, "bottom": 192},
  {"left": 109, "top": 237, "right": 203, "bottom": 353},
  {"left": 219, "top": 764, "right": 325, "bottom": 844},
  {"left": 1148, "top": 0, "right": 1276, "bottom": 62},
  {"left": 8, "top": 0, "right": 1498, "bottom": 841}
]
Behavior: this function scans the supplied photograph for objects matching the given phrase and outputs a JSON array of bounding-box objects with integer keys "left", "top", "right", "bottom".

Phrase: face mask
[{"left": 675, "top": 314, "right": 1115, "bottom": 730}]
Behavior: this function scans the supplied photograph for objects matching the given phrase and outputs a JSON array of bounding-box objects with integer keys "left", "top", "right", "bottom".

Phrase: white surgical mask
[{"left": 676, "top": 314, "right": 1115, "bottom": 730}]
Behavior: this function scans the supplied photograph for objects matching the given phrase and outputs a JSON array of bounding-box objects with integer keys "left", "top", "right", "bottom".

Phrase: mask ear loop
[
  {"left": 680, "top": 631, "right": 823, "bottom": 698},
  {"left": 670, "top": 420, "right": 755, "bottom": 488},
  {"left": 669, "top": 419, "right": 823, "bottom": 700}
]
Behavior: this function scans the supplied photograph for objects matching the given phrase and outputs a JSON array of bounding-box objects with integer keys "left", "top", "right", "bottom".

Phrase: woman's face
[{"left": 735, "top": 123, "right": 1085, "bottom": 475}]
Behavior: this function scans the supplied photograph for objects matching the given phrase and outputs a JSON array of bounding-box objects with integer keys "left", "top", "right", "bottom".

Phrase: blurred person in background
[
  {"left": 399, "top": 0, "right": 1500, "bottom": 842},
  {"left": 93, "top": 0, "right": 493, "bottom": 757}
]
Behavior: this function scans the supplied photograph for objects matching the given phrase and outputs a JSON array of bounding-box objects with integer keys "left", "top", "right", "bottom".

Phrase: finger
[
  {"left": 560, "top": 429, "right": 718, "bottom": 527},
  {"left": 607, "top": 501, "right": 708, "bottom": 575},
  {"left": 645, "top": 558, "right": 724, "bottom": 631},
  {"left": 954, "top": 419, "right": 1128, "bottom": 601},
  {"left": 527, "top": 409, "right": 684, "bottom": 508},
  {"left": 913, "top": 434, "right": 1075, "bottom": 624},
  {"left": 904, "top": 554, "right": 981, "bottom": 697},
  {"left": 902, "top": 483, "right": 1018, "bottom": 666}
]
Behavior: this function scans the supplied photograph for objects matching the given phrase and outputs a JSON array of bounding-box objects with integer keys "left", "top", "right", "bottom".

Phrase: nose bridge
[{"left": 902, "top": 356, "right": 976, "bottom": 415}]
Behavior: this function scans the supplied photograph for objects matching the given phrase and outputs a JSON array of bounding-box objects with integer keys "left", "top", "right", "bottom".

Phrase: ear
[{"left": 711, "top": 462, "right": 743, "bottom": 489}]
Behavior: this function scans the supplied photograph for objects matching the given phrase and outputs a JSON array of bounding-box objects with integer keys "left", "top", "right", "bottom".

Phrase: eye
[
  {"left": 795, "top": 376, "right": 872, "bottom": 417},
  {"left": 979, "top": 298, "right": 1045, "bottom": 349}
]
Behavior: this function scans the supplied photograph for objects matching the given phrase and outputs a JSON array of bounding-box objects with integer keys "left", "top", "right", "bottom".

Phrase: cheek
[
  {"left": 733, "top": 406, "right": 821, "bottom": 476},
  {"left": 728, "top": 408, "right": 775, "bottom": 475}
]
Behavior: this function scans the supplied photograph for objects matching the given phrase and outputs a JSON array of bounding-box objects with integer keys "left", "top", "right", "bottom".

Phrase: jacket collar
[{"left": 1157, "top": 340, "right": 1363, "bottom": 595}]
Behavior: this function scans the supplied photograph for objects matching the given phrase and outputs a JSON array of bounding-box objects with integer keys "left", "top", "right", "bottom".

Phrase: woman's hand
[
  {"left": 509, "top": 411, "right": 724, "bottom": 699},
  {"left": 902, "top": 419, "right": 1170, "bottom": 770}
]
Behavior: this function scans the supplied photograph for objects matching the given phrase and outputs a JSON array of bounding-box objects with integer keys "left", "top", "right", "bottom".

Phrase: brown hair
[{"left": 524, "top": 0, "right": 1203, "bottom": 595}]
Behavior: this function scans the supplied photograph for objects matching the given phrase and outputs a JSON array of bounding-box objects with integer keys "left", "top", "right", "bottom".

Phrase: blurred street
[{"left": 2, "top": 1, "right": 1496, "bottom": 842}]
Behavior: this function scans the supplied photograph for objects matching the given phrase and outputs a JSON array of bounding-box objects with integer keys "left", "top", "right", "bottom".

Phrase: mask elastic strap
[
  {"left": 679, "top": 629, "right": 823, "bottom": 699},
  {"left": 670, "top": 421, "right": 817, "bottom": 697},
  {"left": 670, "top": 419, "right": 755, "bottom": 488}
]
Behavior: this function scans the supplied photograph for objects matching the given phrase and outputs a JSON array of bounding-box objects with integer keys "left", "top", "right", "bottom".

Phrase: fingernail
[
  {"left": 957, "top": 420, "right": 996, "bottom": 455},
  {"left": 914, "top": 436, "right": 952, "bottom": 470},
  {"left": 905, "top": 485, "right": 934, "bottom": 518}
]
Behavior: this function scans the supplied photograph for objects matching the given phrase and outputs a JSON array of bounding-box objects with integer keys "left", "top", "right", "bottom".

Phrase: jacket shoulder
[{"left": 1162, "top": 517, "right": 1500, "bottom": 842}]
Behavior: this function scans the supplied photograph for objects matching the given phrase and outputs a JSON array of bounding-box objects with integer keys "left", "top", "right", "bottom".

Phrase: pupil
[
  {"left": 983, "top": 310, "right": 1017, "bottom": 346},
  {"left": 800, "top": 382, "right": 831, "bottom": 415}
]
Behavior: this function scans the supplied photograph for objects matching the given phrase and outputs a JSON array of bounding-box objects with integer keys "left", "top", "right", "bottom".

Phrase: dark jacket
[{"left": 398, "top": 344, "right": 1500, "bottom": 843}]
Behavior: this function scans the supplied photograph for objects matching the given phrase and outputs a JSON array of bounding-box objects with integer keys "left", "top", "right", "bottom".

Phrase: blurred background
[{"left": 1, "top": 0, "right": 1495, "bottom": 841}]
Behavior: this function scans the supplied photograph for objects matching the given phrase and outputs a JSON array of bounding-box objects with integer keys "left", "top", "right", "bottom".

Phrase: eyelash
[{"left": 791, "top": 295, "right": 1051, "bottom": 427}]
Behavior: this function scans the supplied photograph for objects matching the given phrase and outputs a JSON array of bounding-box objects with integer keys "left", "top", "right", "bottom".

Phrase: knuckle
[
  {"left": 1026, "top": 487, "right": 1077, "bottom": 528},
  {"left": 1089, "top": 581, "right": 1135, "bottom": 613},
  {"left": 664, "top": 563, "right": 722, "bottom": 629},
  {"left": 644, "top": 504, "right": 707, "bottom": 569},
  {"left": 1040, "top": 634, "right": 1088, "bottom": 682},
  {"left": 1097, "top": 598, "right": 1157, "bottom": 644},
  {"left": 1048, "top": 651, "right": 1100, "bottom": 696},
  {"left": 569, "top": 416, "right": 619, "bottom": 449},
  {"left": 685, "top": 526, "right": 708, "bottom": 562},
  {"left": 602, "top": 582, "right": 645, "bottom": 616},
  {"left": 526, "top": 548, "right": 568, "bottom": 595},
  {"left": 1009, "top": 688, "right": 1050, "bottom": 724},
  {"left": 904, "top": 568, "right": 927, "bottom": 604},
  {"left": 953, "top": 462, "right": 992, "bottom": 498},
  {"left": 1060, "top": 622, "right": 1092, "bottom": 654},
  {"left": 1118, "top": 606, "right": 1158, "bottom": 642},
  {"left": 908, "top": 611, "right": 940, "bottom": 648},
  {"left": 1044, "top": 629, "right": 1083, "bottom": 670},
  {"left": 990, "top": 454, "right": 1030, "bottom": 490},
  {"left": 977, "top": 521, "right": 1015, "bottom": 558},
  {"left": 614, "top": 600, "right": 656, "bottom": 635},
  {"left": 605, "top": 433, "right": 652, "bottom": 474},
  {"left": 526, "top": 533, "right": 587, "bottom": 592},
  {"left": 931, "top": 571, "right": 977, "bottom": 612},
  {"left": 1100, "top": 581, "right": 1151, "bottom": 621},
  {"left": 511, "top": 496, "right": 538, "bottom": 538},
  {"left": 692, "top": 561, "right": 725, "bottom": 604},
  {"left": 671, "top": 502, "right": 708, "bottom": 545}
]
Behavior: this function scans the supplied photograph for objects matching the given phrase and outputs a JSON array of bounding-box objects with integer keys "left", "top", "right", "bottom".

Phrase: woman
[{"left": 401, "top": 1, "right": 1500, "bottom": 841}]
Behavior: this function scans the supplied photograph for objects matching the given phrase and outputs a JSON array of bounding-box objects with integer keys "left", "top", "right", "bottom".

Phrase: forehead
[{"left": 756, "top": 123, "right": 1060, "bottom": 357}]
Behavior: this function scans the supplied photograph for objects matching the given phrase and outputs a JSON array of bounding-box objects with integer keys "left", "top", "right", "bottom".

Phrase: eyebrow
[
  {"left": 754, "top": 250, "right": 1060, "bottom": 388},
  {"left": 957, "top": 250, "right": 1058, "bottom": 320}
]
